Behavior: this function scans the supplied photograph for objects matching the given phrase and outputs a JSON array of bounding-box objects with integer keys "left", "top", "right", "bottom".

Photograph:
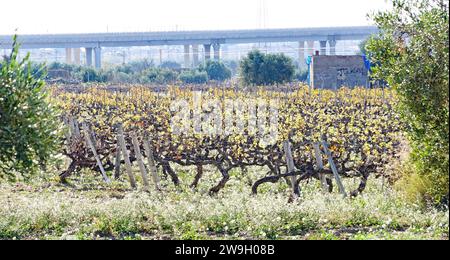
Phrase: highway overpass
[{"left": 0, "top": 26, "right": 379, "bottom": 68}]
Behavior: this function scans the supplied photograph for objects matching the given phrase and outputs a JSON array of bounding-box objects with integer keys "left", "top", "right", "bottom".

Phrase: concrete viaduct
[{"left": 0, "top": 26, "right": 378, "bottom": 68}]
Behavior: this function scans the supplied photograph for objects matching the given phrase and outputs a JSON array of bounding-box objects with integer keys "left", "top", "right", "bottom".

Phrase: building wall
[{"left": 311, "top": 55, "right": 368, "bottom": 89}]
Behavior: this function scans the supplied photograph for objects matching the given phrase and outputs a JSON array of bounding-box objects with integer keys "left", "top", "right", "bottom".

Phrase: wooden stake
[
  {"left": 82, "top": 122, "right": 111, "bottom": 184},
  {"left": 63, "top": 117, "right": 72, "bottom": 154},
  {"left": 283, "top": 140, "right": 298, "bottom": 197},
  {"left": 114, "top": 137, "right": 121, "bottom": 179},
  {"left": 63, "top": 117, "right": 72, "bottom": 140},
  {"left": 143, "top": 134, "right": 161, "bottom": 191},
  {"left": 321, "top": 139, "right": 347, "bottom": 197},
  {"left": 68, "top": 116, "right": 77, "bottom": 138},
  {"left": 117, "top": 124, "right": 137, "bottom": 188},
  {"left": 73, "top": 118, "right": 81, "bottom": 137},
  {"left": 313, "top": 142, "right": 328, "bottom": 191},
  {"left": 131, "top": 131, "right": 150, "bottom": 190}
]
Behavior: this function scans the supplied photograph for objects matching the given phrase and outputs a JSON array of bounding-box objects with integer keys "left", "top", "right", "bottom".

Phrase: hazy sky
[{"left": 0, "top": 0, "right": 391, "bottom": 35}]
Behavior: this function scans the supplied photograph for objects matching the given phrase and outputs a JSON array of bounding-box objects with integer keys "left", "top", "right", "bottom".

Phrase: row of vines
[{"left": 51, "top": 84, "right": 404, "bottom": 197}]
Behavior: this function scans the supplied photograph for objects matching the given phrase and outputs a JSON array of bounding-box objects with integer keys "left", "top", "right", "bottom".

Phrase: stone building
[{"left": 309, "top": 54, "right": 369, "bottom": 89}]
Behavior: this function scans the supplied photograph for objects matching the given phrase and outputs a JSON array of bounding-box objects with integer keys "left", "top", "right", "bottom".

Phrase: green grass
[{"left": 0, "top": 166, "right": 448, "bottom": 240}]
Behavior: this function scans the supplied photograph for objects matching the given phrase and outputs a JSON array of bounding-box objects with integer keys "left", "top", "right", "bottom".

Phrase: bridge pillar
[
  {"left": 298, "top": 41, "right": 305, "bottom": 67},
  {"left": 85, "top": 48, "right": 93, "bottom": 67},
  {"left": 94, "top": 47, "right": 102, "bottom": 69},
  {"left": 213, "top": 43, "right": 221, "bottom": 60},
  {"left": 74, "top": 48, "right": 81, "bottom": 65},
  {"left": 65, "top": 48, "right": 72, "bottom": 64},
  {"left": 192, "top": 44, "right": 199, "bottom": 67},
  {"left": 306, "top": 41, "right": 315, "bottom": 57},
  {"left": 329, "top": 40, "right": 337, "bottom": 55},
  {"left": 184, "top": 44, "right": 191, "bottom": 68},
  {"left": 203, "top": 44, "right": 211, "bottom": 61},
  {"left": 320, "top": 41, "right": 327, "bottom": 55}
]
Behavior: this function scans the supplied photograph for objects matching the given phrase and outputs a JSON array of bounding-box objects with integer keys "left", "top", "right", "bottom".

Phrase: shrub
[
  {"left": 158, "top": 69, "right": 178, "bottom": 83},
  {"left": 143, "top": 68, "right": 159, "bottom": 83},
  {"left": 159, "top": 61, "right": 182, "bottom": 70},
  {"left": 178, "top": 70, "right": 208, "bottom": 84},
  {"left": 116, "top": 59, "right": 154, "bottom": 74},
  {"left": 111, "top": 71, "right": 133, "bottom": 83},
  {"left": 240, "top": 50, "right": 295, "bottom": 85},
  {"left": 142, "top": 68, "right": 179, "bottom": 84},
  {"left": 367, "top": 0, "right": 449, "bottom": 205},
  {"left": 47, "top": 62, "right": 80, "bottom": 72},
  {"left": 0, "top": 36, "right": 61, "bottom": 180},
  {"left": 79, "top": 67, "right": 107, "bottom": 83}
]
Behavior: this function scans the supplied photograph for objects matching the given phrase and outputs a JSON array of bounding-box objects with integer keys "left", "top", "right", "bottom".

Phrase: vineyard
[
  {"left": 50, "top": 84, "right": 404, "bottom": 198},
  {"left": 1, "top": 83, "right": 448, "bottom": 240}
]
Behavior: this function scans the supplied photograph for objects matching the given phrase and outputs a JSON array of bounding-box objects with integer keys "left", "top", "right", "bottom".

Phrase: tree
[
  {"left": 222, "top": 60, "right": 239, "bottom": 75},
  {"left": 295, "top": 69, "right": 309, "bottom": 82},
  {"left": 268, "top": 53, "right": 296, "bottom": 84},
  {"left": 0, "top": 36, "right": 61, "bottom": 180},
  {"left": 367, "top": 0, "right": 449, "bottom": 205},
  {"left": 201, "top": 60, "right": 232, "bottom": 81},
  {"left": 240, "top": 50, "right": 265, "bottom": 85},
  {"left": 240, "top": 50, "right": 295, "bottom": 85}
]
